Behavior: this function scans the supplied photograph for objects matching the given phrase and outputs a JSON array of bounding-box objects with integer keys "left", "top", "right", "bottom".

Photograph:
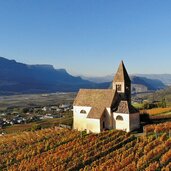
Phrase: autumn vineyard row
[
  {"left": 0, "top": 123, "right": 171, "bottom": 171},
  {"left": 144, "top": 122, "right": 171, "bottom": 134},
  {"left": 141, "top": 107, "right": 171, "bottom": 115}
]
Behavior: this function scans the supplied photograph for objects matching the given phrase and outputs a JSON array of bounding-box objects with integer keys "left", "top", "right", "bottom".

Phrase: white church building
[{"left": 73, "top": 61, "right": 140, "bottom": 133}]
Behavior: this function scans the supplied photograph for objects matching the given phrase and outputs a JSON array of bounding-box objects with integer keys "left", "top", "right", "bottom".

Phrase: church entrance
[{"left": 103, "top": 121, "right": 105, "bottom": 129}]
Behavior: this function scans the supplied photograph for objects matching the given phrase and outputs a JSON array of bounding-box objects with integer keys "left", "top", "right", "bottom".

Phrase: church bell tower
[{"left": 112, "top": 61, "right": 131, "bottom": 103}]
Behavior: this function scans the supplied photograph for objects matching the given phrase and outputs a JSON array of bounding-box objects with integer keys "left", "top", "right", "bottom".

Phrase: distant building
[
  {"left": 42, "top": 106, "right": 49, "bottom": 112},
  {"left": 73, "top": 61, "right": 140, "bottom": 133},
  {"left": 59, "top": 104, "right": 70, "bottom": 109}
]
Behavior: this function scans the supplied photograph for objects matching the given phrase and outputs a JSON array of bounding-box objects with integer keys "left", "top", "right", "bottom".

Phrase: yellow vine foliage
[{"left": 141, "top": 107, "right": 171, "bottom": 115}]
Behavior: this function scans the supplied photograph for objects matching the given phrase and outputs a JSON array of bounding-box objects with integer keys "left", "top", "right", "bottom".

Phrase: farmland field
[
  {"left": 0, "top": 92, "right": 76, "bottom": 110},
  {"left": 0, "top": 122, "right": 171, "bottom": 171},
  {"left": 0, "top": 93, "right": 74, "bottom": 134}
]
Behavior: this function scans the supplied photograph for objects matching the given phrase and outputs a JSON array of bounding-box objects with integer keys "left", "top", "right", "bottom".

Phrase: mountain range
[
  {"left": 135, "top": 74, "right": 171, "bottom": 86},
  {"left": 0, "top": 57, "right": 108, "bottom": 95},
  {"left": 82, "top": 74, "right": 171, "bottom": 86},
  {"left": 0, "top": 57, "right": 168, "bottom": 95},
  {"left": 81, "top": 74, "right": 167, "bottom": 92}
]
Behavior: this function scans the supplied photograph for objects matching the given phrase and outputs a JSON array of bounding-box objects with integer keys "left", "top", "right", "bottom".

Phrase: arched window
[
  {"left": 116, "top": 115, "right": 123, "bottom": 121},
  {"left": 80, "top": 110, "right": 86, "bottom": 114}
]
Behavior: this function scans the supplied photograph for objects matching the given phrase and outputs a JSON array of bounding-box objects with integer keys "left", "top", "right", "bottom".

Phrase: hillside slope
[
  {"left": 1, "top": 126, "right": 171, "bottom": 171},
  {"left": 131, "top": 76, "right": 166, "bottom": 93},
  {"left": 141, "top": 86, "right": 171, "bottom": 102}
]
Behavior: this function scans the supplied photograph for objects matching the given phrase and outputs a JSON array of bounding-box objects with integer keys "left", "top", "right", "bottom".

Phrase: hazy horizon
[{"left": 0, "top": 1, "right": 171, "bottom": 76}]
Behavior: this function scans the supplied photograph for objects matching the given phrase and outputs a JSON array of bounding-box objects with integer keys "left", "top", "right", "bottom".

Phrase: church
[{"left": 73, "top": 61, "right": 140, "bottom": 133}]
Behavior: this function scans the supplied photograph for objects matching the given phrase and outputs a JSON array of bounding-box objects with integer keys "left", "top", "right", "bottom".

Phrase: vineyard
[
  {"left": 0, "top": 124, "right": 171, "bottom": 171},
  {"left": 144, "top": 122, "right": 171, "bottom": 135},
  {"left": 140, "top": 107, "right": 171, "bottom": 121},
  {"left": 141, "top": 107, "right": 171, "bottom": 115}
]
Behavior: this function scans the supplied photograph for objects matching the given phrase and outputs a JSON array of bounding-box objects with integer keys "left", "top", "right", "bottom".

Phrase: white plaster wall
[
  {"left": 113, "top": 113, "right": 130, "bottom": 132},
  {"left": 73, "top": 106, "right": 91, "bottom": 131},
  {"left": 105, "top": 107, "right": 112, "bottom": 129},
  {"left": 86, "top": 118, "right": 101, "bottom": 133},
  {"left": 129, "top": 113, "right": 140, "bottom": 131}
]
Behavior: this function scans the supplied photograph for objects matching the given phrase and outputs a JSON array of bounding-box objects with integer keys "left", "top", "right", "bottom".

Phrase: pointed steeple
[
  {"left": 112, "top": 61, "right": 131, "bottom": 103},
  {"left": 114, "top": 60, "right": 130, "bottom": 83}
]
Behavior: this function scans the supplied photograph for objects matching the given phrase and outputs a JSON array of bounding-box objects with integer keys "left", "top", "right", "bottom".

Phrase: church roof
[
  {"left": 115, "top": 101, "right": 139, "bottom": 114},
  {"left": 113, "top": 61, "right": 131, "bottom": 83},
  {"left": 73, "top": 89, "right": 117, "bottom": 108},
  {"left": 87, "top": 106, "right": 105, "bottom": 119}
]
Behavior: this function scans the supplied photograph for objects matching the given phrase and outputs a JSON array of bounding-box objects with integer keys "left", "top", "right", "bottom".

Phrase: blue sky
[{"left": 0, "top": 0, "right": 171, "bottom": 76}]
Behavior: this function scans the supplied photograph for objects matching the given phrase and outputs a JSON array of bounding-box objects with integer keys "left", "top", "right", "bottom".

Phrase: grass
[{"left": 132, "top": 102, "right": 144, "bottom": 109}]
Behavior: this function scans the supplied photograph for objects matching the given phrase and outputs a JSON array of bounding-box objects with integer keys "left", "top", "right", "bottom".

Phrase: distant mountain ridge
[
  {"left": 81, "top": 75, "right": 113, "bottom": 83},
  {"left": 0, "top": 57, "right": 167, "bottom": 95},
  {"left": 135, "top": 74, "right": 171, "bottom": 85},
  {"left": 82, "top": 73, "right": 171, "bottom": 85},
  {"left": 0, "top": 57, "right": 108, "bottom": 95},
  {"left": 131, "top": 76, "right": 166, "bottom": 89},
  {"left": 131, "top": 76, "right": 166, "bottom": 93},
  {"left": 81, "top": 74, "right": 166, "bottom": 92}
]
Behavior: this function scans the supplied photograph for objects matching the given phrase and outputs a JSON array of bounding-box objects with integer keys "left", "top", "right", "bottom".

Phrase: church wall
[
  {"left": 104, "top": 107, "right": 112, "bottom": 129},
  {"left": 113, "top": 113, "right": 130, "bottom": 132},
  {"left": 100, "top": 113, "right": 109, "bottom": 131},
  {"left": 73, "top": 106, "right": 91, "bottom": 131},
  {"left": 129, "top": 113, "right": 140, "bottom": 131},
  {"left": 86, "top": 119, "right": 101, "bottom": 133}
]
